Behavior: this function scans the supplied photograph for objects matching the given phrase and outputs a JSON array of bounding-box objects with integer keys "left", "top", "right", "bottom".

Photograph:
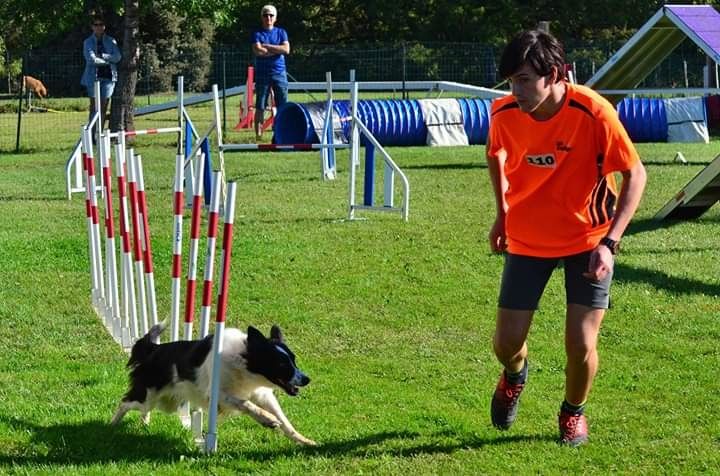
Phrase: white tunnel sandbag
[
  {"left": 418, "top": 98, "right": 469, "bottom": 147},
  {"left": 304, "top": 102, "right": 347, "bottom": 144},
  {"left": 664, "top": 97, "right": 710, "bottom": 143}
]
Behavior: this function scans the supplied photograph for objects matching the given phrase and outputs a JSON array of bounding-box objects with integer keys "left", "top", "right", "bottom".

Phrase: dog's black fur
[{"left": 111, "top": 323, "right": 316, "bottom": 446}]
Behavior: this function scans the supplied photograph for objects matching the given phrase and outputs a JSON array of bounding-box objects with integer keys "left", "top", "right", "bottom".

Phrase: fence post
[
  {"left": 222, "top": 51, "right": 227, "bottom": 140},
  {"left": 402, "top": 42, "right": 407, "bottom": 100},
  {"left": 15, "top": 54, "right": 26, "bottom": 153}
]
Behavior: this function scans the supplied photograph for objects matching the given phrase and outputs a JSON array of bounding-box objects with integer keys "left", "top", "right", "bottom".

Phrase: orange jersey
[{"left": 487, "top": 83, "right": 640, "bottom": 257}]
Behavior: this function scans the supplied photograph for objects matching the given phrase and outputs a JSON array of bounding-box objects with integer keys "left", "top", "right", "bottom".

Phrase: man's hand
[
  {"left": 583, "top": 245, "right": 614, "bottom": 282},
  {"left": 488, "top": 216, "right": 507, "bottom": 253}
]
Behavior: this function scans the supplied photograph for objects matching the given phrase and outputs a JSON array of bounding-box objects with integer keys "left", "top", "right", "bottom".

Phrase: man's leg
[
  {"left": 254, "top": 83, "right": 270, "bottom": 140},
  {"left": 491, "top": 308, "right": 532, "bottom": 430},
  {"left": 564, "top": 304, "right": 605, "bottom": 406},
  {"left": 494, "top": 308, "right": 533, "bottom": 374},
  {"left": 100, "top": 98, "right": 110, "bottom": 131},
  {"left": 491, "top": 253, "right": 555, "bottom": 430},
  {"left": 559, "top": 251, "right": 611, "bottom": 446},
  {"left": 271, "top": 73, "right": 289, "bottom": 109}
]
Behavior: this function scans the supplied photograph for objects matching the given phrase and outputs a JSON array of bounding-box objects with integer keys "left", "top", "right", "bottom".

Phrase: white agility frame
[{"left": 212, "top": 71, "right": 410, "bottom": 221}]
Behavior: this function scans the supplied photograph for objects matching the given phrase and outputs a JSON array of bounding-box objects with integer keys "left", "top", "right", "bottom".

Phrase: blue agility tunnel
[
  {"left": 617, "top": 97, "right": 668, "bottom": 142},
  {"left": 273, "top": 98, "right": 494, "bottom": 146}
]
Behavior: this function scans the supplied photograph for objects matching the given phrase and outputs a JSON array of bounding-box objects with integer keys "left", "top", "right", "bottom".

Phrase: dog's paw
[
  {"left": 261, "top": 416, "right": 281, "bottom": 429},
  {"left": 293, "top": 433, "right": 318, "bottom": 446}
]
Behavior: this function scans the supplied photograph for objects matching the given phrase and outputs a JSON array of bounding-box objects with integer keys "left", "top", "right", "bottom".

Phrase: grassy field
[{"left": 0, "top": 126, "right": 719, "bottom": 474}]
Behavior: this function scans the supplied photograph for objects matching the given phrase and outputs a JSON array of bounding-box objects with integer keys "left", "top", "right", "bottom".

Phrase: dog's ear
[
  {"left": 270, "top": 325, "right": 284, "bottom": 343},
  {"left": 247, "top": 326, "right": 267, "bottom": 347}
]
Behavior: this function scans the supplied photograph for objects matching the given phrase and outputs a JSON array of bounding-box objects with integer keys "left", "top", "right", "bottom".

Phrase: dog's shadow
[
  {"left": 0, "top": 415, "right": 184, "bottom": 466},
  {"left": 0, "top": 414, "right": 556, "bottom": 466}
]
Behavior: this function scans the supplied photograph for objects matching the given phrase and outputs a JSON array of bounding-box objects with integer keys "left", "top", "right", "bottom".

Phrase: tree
[{"left": 110, "top": 0, "right": 139, "bottom": 133}]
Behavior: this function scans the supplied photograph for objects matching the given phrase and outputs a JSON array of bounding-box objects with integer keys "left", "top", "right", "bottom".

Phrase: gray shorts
[{"left": 498, "top": 252, "right": 613, "bottom": 310}]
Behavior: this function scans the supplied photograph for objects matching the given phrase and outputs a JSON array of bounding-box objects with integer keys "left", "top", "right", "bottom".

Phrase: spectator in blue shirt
[
  {"left": 81, "top": 14, "right": 121, "bottom": 132},
  {"left": 251, "top": 5, "right": 290, "bottom": 141}
]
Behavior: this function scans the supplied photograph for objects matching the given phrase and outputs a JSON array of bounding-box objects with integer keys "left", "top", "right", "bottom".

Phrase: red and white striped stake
[
  {"left": 170, "top": 153, "right": 185, "bottom": 342},
  {"left": 114, "top": 135, "right": 139, "bottom": 339},
  {"left": 199, "top": 171, "right": 223, "bottom": 338},
  {"left": 81, "top": 126, "right": 105, "bottom": 309},
  {"left": 100, "top": 132, "right": 121, "bottom": 338},
  {"left": 134, "top": 154, "right": 159, "bottom": 332},
  {"left": 183, "top": 152, "right": 205, "bottom": 340},
  {"left": 126, "top": 148, "right": 149, "bottom": 335},
  {"left": 206, "top": 181, "right": 237, "bottom": 454}
]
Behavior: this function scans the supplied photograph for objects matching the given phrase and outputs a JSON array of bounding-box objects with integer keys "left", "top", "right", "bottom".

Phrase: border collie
[{"left": 111, "top": 323, "right": 316, "bottom": 446}]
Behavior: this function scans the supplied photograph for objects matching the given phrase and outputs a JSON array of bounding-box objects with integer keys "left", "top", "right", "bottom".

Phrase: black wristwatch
[{"left": 599, "top": 236, "right": 620, "bottom": 255}]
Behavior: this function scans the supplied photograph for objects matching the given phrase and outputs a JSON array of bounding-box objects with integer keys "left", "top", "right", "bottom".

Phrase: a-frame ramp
[
  {"left": 655, "top": 154, "right": 720, "bottom": 220},
  {"left": 586, "top": 4, "right": 720, "bottom": 105}
]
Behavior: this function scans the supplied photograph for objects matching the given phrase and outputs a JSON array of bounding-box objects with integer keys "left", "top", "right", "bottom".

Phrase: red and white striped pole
[
  {"left": 99, "top": 131, "right": 121, "bottom": 340},
  {"left": 134, "top": 154, "right": 159, "bottom": 333},
  {"left": 114, "top": 133, "right": 139, "bottom": 341},
  {"left": 199, "top": 171, "right": 223, "bottom": 338},
  {"left": 123, "top": 127, "right": 181, "bottom": 138},
  {"left": 127, "top": 148, "right": 149, "bottom": 335},
  {"left": 205, "top": 181, "right": 237, "bottom": 454},
  {"left": 183, "top": 152, "right": 206, "bottom": 340},
  {"left": 170, "top": 153, "right": 185, "bottom": 342},
  {"left": 81, "top": 125, "right": 106, "bottom": 310}
]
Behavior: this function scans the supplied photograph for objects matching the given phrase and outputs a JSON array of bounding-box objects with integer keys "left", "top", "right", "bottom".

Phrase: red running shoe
[
  {"left": 558, "top": 409, "right": 589, "bottom": 446},
  {"left": 490, "top": 371, "right": 525, "bottom": 430}
]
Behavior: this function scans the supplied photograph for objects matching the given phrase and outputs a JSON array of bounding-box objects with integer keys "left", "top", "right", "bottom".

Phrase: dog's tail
[{"left": 128, "top": 321, "right": 167, "bottom": 368}]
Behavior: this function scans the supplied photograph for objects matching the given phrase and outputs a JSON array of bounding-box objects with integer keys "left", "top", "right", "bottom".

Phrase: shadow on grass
[
  {"left": 0, "top": 195, "right": 68, "bottom": 202},
  {"left": 401, "top": 162, "right": 487, "bottom": 171},
  {"left": 615, "top": 262, "right": 720, "bottom": 296},
  {"left": 0, "top": 415, "right": 185, "bottom": 466},
  {"left": 230, "top": 429, "right": 555, "bottom": 461},
  {"left": 642, "top": 160, "right": 712, "bottom": 167},
  {"left": 0, "top": 415, "right": 556, "bottom": 466},
  {"left": 624, "top": 216, "right": 720, "bottom": 237}
]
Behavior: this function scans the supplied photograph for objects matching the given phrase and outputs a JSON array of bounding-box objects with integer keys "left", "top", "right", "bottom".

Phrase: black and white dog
[{"left": 111, "top": 323, "right": 316, "bottom": 446}]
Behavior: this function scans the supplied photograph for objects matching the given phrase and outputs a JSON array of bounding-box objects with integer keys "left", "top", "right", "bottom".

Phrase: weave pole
[
  {"left": 199, "top": 171, "right": 223, "bottom": 338},
  {"left": 81, "top": 124, "right": 106, "bottom": 311},
  {"left": 134, "top": 154, "right": 159, "bottom": 334},
  {"left": 169, "top": 153, "right": 185, "bottom": 342},
  {"left": 126, "top": 148, "right": 149, "bottom": 335},
  {"left": 205, "top": 181, "right": 238, "bottom": 454},
  {"left": 99, "top": 131, "right": 121, "bottom": 340},
  {"left": 183, "top": 152, "right": 206, "bottom": 340},
  {"left": 114, "top": 133, "right": 139, "bottom": 342}
]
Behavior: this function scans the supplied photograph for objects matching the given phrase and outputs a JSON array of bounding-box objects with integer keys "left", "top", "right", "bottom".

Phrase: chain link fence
[{"left": 0, "top": 39, "right": 712, "bottom": 153}]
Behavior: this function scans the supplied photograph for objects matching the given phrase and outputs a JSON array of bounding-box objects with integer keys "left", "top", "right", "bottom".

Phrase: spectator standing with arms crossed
[
  {"left": 252, "top": 4, "right": 290, "bottom": 141},
  {"left": 81, "top": 14, "right": 121, "bottom": 133},
  {"left": 485, "top": 30, "right": 646, "bottom": 446}
]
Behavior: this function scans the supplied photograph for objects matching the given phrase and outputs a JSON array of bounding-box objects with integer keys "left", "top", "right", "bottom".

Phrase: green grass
[{"left": 0, "top": 129, "right": 719, "bottom": 474}]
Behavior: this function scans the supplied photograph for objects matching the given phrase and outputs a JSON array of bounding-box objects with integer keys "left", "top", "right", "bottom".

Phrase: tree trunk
[{"left": 110, "top": 0, "right": 139, "bottom": 133}]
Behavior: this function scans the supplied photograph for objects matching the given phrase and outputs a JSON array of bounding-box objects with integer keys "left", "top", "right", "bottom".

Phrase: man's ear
[{"left": 551, "top": 65, "right": 563, "bottom": 84}]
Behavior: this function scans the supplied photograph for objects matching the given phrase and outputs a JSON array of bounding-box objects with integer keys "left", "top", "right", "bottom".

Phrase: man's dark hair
[{"left": 499, "top": 30, "right": 566, "bottom": 82}]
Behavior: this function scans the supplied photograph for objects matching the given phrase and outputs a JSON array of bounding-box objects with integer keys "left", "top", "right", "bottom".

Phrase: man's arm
[
  {"left": 252, "top": 42, "right": 268, "bottom": 56},
  {"left": 262, "top": 41, "right": 290, "bottom": 56},
  {"left": 584, "top": 159, "right": 647, "bottom": 281},
  {"left": 487, "top": 140, "right": 509, "bottom": 252},
  {"left": 604, "top": 159, "right": 647, "bottom": 242}
]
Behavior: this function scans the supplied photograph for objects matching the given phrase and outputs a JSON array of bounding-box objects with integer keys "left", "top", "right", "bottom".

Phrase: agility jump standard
[{"left": 213, "top": 71, "right": 410, "bottom": 221}]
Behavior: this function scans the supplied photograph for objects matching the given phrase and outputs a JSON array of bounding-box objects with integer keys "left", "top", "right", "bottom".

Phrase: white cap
[{"left": 261, "top": 5, "right": 277, "bottom": 16}]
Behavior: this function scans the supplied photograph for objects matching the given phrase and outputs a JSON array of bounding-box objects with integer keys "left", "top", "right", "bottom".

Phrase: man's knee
[
  {"left": 493, "top": 332, "right": 525, "bottom": 360},
  {"left": 565, "top": 339, "right": 596, "bottom": 363}
]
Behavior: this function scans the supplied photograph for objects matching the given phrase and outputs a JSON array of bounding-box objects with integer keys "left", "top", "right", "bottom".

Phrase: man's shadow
[{"left": 0, "top": 414, "right": 555, "bottom": 465}]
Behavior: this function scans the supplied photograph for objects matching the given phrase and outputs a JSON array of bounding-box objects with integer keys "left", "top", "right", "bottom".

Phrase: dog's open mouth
[{"left": 275, "top": 380, "right": 300, "bottom": 396}]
